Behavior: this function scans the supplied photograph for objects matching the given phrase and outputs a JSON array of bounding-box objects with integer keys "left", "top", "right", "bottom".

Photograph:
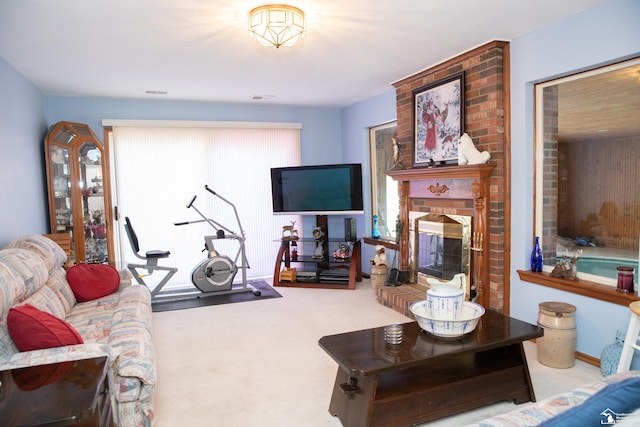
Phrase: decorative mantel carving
[
  {"left": 388, "top": 164, "right": 495, "bottom": 308},
  {"left": 428, "top": 183, "right": 449, "bottom": 196}
]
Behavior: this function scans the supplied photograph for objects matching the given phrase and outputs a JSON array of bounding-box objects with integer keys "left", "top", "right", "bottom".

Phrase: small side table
[{"left": 0, "top": 356, "right": 113, "bottom": 426}]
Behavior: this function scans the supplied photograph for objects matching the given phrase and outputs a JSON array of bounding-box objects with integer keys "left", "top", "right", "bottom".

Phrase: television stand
[{"left": 273, "top": 215, "right": 362, "bottom": 290}]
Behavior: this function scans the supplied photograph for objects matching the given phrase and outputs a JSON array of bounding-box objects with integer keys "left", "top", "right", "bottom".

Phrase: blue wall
[
  {"left": 0, "top": 56, "right": 48, "bottom": 245},
  {"left": 46, "top": 97, "right": 343, "bottom": 165},
  {"left": 46, "top": 89, "right": 398, "bottom": 264},
  {"left": 340, "top": 89, "right": 397, "bottom": 264},
  {"left": 510, "top": 0, "right": 640, "bottom": 359},
  {"left": 1, "top": 0, "right": 638, "bottom": 361},
  {"left": 48, "top": 96, "right": 347, "bottom": 243}
]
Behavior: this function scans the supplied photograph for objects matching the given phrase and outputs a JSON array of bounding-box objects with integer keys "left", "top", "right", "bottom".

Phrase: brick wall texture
[{"left": 392, "top": 41, "right": 509, "bottom": 311}]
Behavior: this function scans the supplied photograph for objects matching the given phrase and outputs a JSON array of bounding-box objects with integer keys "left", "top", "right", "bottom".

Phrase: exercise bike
[
  {"left": 173, "top": 185, "right": 260, "bottom": 297},
  {"left": 125, "top": 185, "right": 259, "bottom": 302}
]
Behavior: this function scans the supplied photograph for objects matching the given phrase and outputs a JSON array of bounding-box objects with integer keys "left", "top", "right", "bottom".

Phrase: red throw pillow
[
  {"left": 7, "top": 304, "right": 84, "bottom": 352},
  {"left": 66, "top": 263, "right": 120, "bottom": 302}
]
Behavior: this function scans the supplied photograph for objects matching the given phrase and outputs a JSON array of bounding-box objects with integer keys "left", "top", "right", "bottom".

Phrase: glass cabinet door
[
  {"left": 79, "top": 143, "right": 107, "bottom": 263},
  {"left": 49, "top": 145, "right": 72, "bottom": 233}
]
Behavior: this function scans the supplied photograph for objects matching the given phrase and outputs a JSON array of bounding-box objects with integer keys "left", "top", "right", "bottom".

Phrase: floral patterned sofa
[
  {"left": 469, "top": 370, "right": 640, "bottom": 426},
  {"left": 0, "top": 235, "right": 156, "bottom": 426}
]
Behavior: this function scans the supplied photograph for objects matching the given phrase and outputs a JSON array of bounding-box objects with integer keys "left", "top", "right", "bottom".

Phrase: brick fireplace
[{"left": 385, "top": 40, "right": 510, "bottom": 312}]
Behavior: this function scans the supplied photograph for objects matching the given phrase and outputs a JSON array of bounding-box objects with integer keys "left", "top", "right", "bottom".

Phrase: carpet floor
[
  {"left": 151, "top": 279, "right": 603, "bottom": 426},
  {"left": 151, "top": 280, "right": 281, "bottom": 312}
]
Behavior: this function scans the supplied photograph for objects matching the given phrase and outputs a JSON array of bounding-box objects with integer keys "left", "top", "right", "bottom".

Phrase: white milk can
[{"left": 537, "top": 301, "right": 577, "bottom": 368}]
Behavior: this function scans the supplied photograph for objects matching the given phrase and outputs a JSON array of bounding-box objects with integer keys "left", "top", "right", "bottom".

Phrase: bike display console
[{"left": 273, "top": 216, "right": 362, "bottom": 290}]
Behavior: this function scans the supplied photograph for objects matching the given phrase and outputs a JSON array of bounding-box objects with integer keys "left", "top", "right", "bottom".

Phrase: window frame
[
  {"left": 369, "top": 121, "right": 399, "bottom": 242},
  {"left": 525, "top": 58, "right": 640, "bottom": 305}
]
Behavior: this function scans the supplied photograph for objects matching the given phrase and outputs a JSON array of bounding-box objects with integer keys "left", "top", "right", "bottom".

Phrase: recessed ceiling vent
[{"left": 251, "top": 95, "right": 275, "bottom": 102}]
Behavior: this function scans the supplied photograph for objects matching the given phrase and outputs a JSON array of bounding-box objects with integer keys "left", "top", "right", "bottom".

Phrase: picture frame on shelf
[{"left": 412, "top": 72, "right": 464, "bottom": 167}]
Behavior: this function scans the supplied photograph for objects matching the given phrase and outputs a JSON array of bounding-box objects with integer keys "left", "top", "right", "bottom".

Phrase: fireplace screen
[{"left": 410, "top": 213, "right": 471, "bottom": 291}]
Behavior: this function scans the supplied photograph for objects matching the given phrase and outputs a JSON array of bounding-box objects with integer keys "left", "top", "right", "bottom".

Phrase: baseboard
[
  {"left": 530, "top": 338, "right": 600, "bottom": 368},
  {"left": 576, "top": 351, "right": 600, "bottom": 367}
]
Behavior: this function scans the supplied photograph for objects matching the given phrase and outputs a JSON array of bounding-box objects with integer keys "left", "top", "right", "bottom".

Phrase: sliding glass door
[{"left": 109, "top": 124, "right": 300, "bottom": 289}]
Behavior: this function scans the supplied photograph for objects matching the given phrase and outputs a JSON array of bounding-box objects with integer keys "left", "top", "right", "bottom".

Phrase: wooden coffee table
[{"left": 318, "top": 309, "right": 543, "bottom": 427}]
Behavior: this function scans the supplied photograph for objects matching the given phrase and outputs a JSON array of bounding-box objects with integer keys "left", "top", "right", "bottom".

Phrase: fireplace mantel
[
  {"left": 388, "top": 163, "right": 495, "bottom": 308},
  {"left": 387, "top": 164, "right": 494, "bottom": 182}
]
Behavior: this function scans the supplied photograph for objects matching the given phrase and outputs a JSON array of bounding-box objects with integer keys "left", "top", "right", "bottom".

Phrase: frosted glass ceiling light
[{"left": 248, "top": 4, "right": 305, "bottom": 48}]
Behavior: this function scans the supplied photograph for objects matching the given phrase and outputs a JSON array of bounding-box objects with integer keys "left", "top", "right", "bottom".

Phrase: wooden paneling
[
  {"left": 559, "top": 63, "right": 640, "bottom": 142},
  {"left": 561, "top": 136, "right": 640, "bottom": 250}
]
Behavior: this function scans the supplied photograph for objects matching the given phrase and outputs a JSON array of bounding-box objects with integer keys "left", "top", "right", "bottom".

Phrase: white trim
[
  {"left": 102, "top": 119, "right": 302, "bottom": 129},
  {"left": 534, "top": 83, "right": 545, "bottom": 239},
  {"left": 534, "top": 57, "right": 640, "bottom": 89}
]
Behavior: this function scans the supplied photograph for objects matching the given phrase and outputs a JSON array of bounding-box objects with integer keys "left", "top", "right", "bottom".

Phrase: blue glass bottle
[
  {"left": 530, "top": 236, "right": 543, "bottom": 272},
  {"left": 372, "top": 215, "right": 381, "bottom": 239}
]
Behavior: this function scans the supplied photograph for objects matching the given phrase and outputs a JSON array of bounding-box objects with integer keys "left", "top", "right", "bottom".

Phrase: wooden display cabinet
[{"left": 44, "top": 121, "right": 114, "bottom": 264}]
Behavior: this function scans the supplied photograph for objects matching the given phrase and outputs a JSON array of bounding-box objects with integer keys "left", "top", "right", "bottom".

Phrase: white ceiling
[{"left": 0, "top": 0, "right": 605, "bottom": 108}]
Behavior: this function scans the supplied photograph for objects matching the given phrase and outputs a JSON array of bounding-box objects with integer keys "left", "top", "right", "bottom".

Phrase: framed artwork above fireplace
[{"left": 412, "top": 72, "right": 464, "bottom": 167}]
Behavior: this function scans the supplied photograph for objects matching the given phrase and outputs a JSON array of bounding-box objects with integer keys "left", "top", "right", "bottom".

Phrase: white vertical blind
[{"left": 111, "top": 125, "right": 300, "bottom": 289}]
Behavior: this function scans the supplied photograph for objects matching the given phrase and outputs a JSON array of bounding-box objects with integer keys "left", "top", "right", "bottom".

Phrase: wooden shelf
[
  {"left": 363, "top": 237, "right": 399, "bottom": 251},
  {"left": 517, "top": 269, "right": 639, "bottom": 306},
  {"left": 387, "top": 163, "right": 495, "bottom": 181},
  {"left": 273, "top": 240, "right": 362, "bottom": 290},
  {"left": 273, "top": 215, "right": 362, "bottom": 290}
]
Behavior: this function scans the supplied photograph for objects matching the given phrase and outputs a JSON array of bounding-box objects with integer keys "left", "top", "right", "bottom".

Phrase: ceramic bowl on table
[{"left": 410, "top": 300, "right": 485, "bottom": 338}]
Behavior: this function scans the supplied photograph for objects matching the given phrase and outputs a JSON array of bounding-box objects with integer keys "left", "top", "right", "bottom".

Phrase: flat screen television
[{"left": 270, "top": 163, "right": 364, "bottom": 215}]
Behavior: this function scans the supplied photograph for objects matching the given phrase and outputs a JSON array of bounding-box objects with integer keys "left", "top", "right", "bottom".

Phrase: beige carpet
[{"left": 151, "top": 280, "right": 602, "bottom": 427}]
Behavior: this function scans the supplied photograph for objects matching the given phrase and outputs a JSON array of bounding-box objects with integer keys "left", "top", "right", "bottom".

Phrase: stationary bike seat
[{"left": 146, "top": 250, "right": 171, "bottom": 259}]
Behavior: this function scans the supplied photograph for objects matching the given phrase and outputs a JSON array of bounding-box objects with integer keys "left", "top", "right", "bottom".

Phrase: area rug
[{"left": 151, "top": 281, "right": 282, "bottom": 312}]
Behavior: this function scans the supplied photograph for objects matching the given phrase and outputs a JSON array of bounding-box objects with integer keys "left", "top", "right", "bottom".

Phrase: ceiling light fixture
[{"left": 248, "top": 4, "right": 305, "bottom": 48}]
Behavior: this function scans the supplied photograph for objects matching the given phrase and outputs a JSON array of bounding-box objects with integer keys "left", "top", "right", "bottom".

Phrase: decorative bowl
[{"left": 410, "top": 300, "right": 485, "bottom": 338}]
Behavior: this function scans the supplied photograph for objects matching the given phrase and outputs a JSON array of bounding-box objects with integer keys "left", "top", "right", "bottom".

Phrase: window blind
[{"left": 111, "top": 125, "right": 300, "bottom": 289}]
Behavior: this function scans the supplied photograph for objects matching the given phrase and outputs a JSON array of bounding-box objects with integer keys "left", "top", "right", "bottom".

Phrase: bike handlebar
[
  {"left": 204, "top": 185, "right": 216, "bottom": 196},
  {"left": 186, "top": 195, "right": 197, "bottom": 208}
]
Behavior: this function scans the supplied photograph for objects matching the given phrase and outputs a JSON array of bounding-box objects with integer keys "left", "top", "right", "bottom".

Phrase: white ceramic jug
[{"left": 426, "top": 273, "right": 466, "bottom": 320}]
